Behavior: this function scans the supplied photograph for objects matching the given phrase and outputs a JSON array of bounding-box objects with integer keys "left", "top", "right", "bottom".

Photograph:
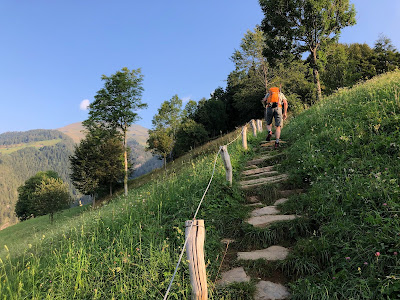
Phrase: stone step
[
  {"left": 273, "top": 198, "right": 288, "bottom": 205},
  {"left": 242, "top": 166, "right": 275, "bottom": 176},
  {"left": 246, "top": 154, "right": 279, "bottom": 166},
  {"left": 218, "top": 267, "right": 250, "bottom": 286},
  {"left": 237, "top": 245, "right": 289, "bottom": 261},
  {"left": 245, "top": 202, "right": 264, "bottom": 207},
  {"left": 243, "top": 171, "right": 279, "bottom": 180},
  {"left": 247, "top": 195, "right": 260, "bottom": 203},
  {"left": 251, "top": 206, "right": 280, "bottom": 217},
  {"left": 240, "top": 174, "right": 288, "bottom": 189},
  {"left": 247, "top": 214, "right": 297, "bottom": 228},
  {"left": 255, "top": 281, "right": 290, "bottom": 300},
  {"left": 260, "top": 140, "right": 286, "bottom": 147},
  {"left": 279, "top": 189, "right": 304, "bottom": 198},
  {"left": 245, "top": 164, "right": 259, "bottom": 170}
]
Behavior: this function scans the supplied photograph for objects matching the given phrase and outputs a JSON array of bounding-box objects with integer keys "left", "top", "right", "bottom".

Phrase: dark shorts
[{"left": 266, "top": 106, "right": 282, "bottom": 127}]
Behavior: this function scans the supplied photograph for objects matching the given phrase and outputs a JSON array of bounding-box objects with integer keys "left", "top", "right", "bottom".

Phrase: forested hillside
[{"left": 0, "top": 128, "right": 161, "bottom": 230}]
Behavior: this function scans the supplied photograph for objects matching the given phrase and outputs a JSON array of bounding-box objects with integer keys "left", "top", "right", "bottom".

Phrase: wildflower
[
  {"left": 332, "top": 277, "right": 336, "bottom": 280},
  {"left": 375, "top": 252, "right": 380, "bottom": 257},
  {"left": 364, "top": 262, "right": 368, "bottom": 265},
  {"left": 383, "top": 203, "right": 388, "bottom": 206},
  {"left": 345, "top": 257, "right": 351, "bottom": 260},
  {"left": 394, "top": 252, "right": 398, "bottom": 256}
]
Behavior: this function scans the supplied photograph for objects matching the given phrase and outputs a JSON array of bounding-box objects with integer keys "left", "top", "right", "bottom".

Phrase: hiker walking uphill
[{"left": 262, "top": 86, "right": 288, "bottom": 149}]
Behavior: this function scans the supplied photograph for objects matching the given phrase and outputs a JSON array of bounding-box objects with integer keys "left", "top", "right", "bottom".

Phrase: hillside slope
[{"left": 279, "top": 71, "right": 400, "bottom": 299}]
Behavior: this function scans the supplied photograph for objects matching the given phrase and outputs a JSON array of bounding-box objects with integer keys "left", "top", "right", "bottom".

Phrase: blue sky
[{"left": 0, "top": 0, "right": 399, "bottom": 133}]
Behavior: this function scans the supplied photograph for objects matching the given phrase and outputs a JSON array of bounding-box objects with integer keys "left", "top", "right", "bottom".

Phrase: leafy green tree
[
  {"left": 70, "top": 132, "right": 126, "bottom": 206},
  {"left": 34, "top": 177, "right": 71, "bottom": 223},
  {"left": 173, "top": 119, "right": 209, "bottom": 157},
  {"left": 259, "top": 0, "right": 356, "bottom": 101},
  {"left": 84, "top": 67, "right": 147, "bottom": 196},
  {"left": 147, "top": 95, "right": 183, "bottom": 167},
  {"left": 15, "top": 171, "right": 70, "bottom": 222},
  {"left": 373, "top": 35, "right": 400, "bottom": 75},
  {"left": 147, "top": 128, "right": 174, "bottom": 169}
]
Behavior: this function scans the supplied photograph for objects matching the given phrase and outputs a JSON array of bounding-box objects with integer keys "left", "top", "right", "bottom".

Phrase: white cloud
[{"left": 80, "top": 99, "right": 90, "bottom": 110}]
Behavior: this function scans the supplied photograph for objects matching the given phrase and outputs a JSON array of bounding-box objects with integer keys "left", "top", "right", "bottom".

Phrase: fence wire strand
[{"left": 162, "top": 120, "right": 257, "bottom": 299}]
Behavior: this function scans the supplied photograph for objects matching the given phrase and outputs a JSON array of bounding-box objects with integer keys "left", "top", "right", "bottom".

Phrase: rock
[
  {"left": 273, "top": 198, "right": 288, "bottom": 205},
  {"left": 251, "top": 206, "right": 280, "bottom": 217},
  {"left": 218, "top": 267, "right": 250, "bottom": 286},
  {"left": 246, "top": 155, "right": 278, "bottom": 166},
  {"left": 242, "top": 166, "right": 275, "bottom": 176},
  {"left": 221, "top": 238, "right": 235, "bottom": 244},
  {"left": 240, "top": 174, "right": 288, "bottom": 189},
  {"left": 237, "top": 246, "right": 289, "bottom": 261},
  {"left": 254, "top": 281, "right": 290, "bottom": 300},
  {"left": 247, "top": 196, "right": 260, "bottom": 203},
  {"left": 243, "top": 171, "right": 279, "bottom": 180},
  {"left": 246, "top": 215, "right": 297, "bottom": 228}
]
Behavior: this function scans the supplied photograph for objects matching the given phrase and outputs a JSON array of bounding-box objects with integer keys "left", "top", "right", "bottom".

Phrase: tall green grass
[
  {"left": 280, "top": 71, "right": 400, "bottom": 299},
  {"left": 0, "top": 127, "right": 262, "bottom": 299}
]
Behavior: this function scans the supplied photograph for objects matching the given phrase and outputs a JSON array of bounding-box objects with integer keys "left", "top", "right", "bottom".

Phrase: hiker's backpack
[{"left": 267, "top": 87, "right": 282, "bottom": 108}]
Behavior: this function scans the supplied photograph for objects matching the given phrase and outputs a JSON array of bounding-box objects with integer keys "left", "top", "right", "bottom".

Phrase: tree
[
  {"left": 34, "top": 177, "right": 71, "bottom": 223},
  {"left": 84, "top": 67, "right": 147, "bottom": 196},
  {"left": 259, "top": 0, "right": 356, "bottom": 101},
  {"left": 15, "top": 171, "right": 70, "bottom": 222},
  {"left": 147, "top": 128, "right": 174, "bottom": 169},
  {"left": 173, "top": 119, "right": 209, "bottom": 157},
  {"left": 373, "top": 34, "right": 400, "bottom": 75},
  {"left": 69, "top": 132, "right": 126, "bottom": 206},
  {"left": 147, "top": 95, "right": 183, "bottom": 167}
]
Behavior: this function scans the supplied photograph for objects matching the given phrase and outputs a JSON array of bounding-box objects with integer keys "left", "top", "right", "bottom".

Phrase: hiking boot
[
  {"left": 274, "top": 141, "right": 280, "bottom": 149},
  {"left": 266, "top": 132, "right": 272, "bottom": 141}
]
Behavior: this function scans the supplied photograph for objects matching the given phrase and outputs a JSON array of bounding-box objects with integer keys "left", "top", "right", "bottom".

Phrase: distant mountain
[
  {"left": 58, "top": 122, "right": 149, "bottom": 146},
  {"left": 0, "top": 124, "right": 161, "bottom": 230}
]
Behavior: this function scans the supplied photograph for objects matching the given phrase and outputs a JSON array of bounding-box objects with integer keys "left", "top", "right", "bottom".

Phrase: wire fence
[{"left": 163, "top": 120, "right": 258, "bottom": 299}]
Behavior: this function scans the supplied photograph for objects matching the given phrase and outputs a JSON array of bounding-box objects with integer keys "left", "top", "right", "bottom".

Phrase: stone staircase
[{"left": 218, "top": 140, "right": 303, "bottom": 300}]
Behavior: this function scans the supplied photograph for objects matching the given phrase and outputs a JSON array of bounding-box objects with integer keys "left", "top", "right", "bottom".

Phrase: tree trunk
[
  {"left": 92, "top": 194, "right": 96, "bottom": 208},
  {"left": 164, "top": 155, "right": 167, "bottom": 170},
  {"left": 110, "top": 183, "right": 113, "bottom": 197},
  {"left": 50, "top": 213, "right": 54, "bottom": 224},
  {"left": 123, "top": 128, "right": 128, "bottom": 197},
  {"left": 312, "top": 48, "right": 322, "bottom": 102}
]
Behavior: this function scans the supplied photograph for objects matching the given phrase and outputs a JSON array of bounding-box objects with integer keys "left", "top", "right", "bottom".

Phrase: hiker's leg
[{"left": 275, "top": 126, "right": 281, "bottom": 140}]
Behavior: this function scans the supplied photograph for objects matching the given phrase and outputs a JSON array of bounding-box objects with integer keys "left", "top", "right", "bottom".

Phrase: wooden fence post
[
  {"left": 257, "top": 119, "right": 263, "bottom": 132},
  {"left": 250, "top": 119, "right": 257, "bottom": 136},
  {"left": 242, "top": 126, "right": 248, "bottom": 150},
  {"left": 185, "top": 220, "right": 207, "bottom": 300},
  {"left": 220, "top": 145, "right": 232, "bottom": 186}
]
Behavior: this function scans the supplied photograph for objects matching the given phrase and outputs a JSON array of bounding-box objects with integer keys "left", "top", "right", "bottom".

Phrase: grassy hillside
[
  {"left": 0, "top": 127, "right": 260, "bottom": 299},
  {"left": 0, "top": 139, "right": 62, "bottom": 155},
  {"left": 278, "top": 71, "right": 400, "bottom": 299},
  {"left": 1, "top": 72, "right": 399, "bottom": 299}
]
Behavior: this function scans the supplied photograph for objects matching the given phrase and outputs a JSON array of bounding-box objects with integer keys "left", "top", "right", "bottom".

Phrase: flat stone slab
[
  {"left": 240, "top": 174, "right": 288, "bottom": 189},
  {"left": 273, "top": 198, "right": 288, "bottom": 205},
  {"left": 279, "top": 189, "right": 303, "bottom": 198},
  {"left": 260, "top": 141, "right": 286, "bottom": 147},
  {"left": 242, "top": 166, "right": 275, "bottom": 176},
  {"left": 245, "top": 164, "right": 259, "bottom": 170},
  {"left": 247, "top": 214, "right": 297, "bottom": 228},
  {"left": 246, "top": 202, "right": 263, "bottom": 207},
  {"left": 243, "top": 171, "right": 279, "bottom": 180},
  {"left": 247, "top": 196, "right": 260, "bottom": 203},
  {"left": 251, "top": 206, "right": 280, "bottom": 217},
  {"left": 246, "top": 155, "right": 278, "bottom": 166},
  {"left": 237, "top": 246, "right": 289, "bottom": 261},
  {"left": 218, "top": 267, "right": 250, "bottom": 286},
  {"left": 255, "top": 281, "right": 290, "bottom": 300}
]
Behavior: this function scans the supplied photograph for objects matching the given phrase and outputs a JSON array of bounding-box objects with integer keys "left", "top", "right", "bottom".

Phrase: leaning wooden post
[
  {"left": 220, "top": 145, "right": 232, "bottom": 186},
  {"left": 250, "top": 119, "right": 257, "bottom": 136},
  {"left": 185, "top": 220, "right": 207, "bottom": 300},
  {"left": 257, "top": 119, "right": 263, "bottom": 132},
  {"left": 242, "top": 126, "right": 248, "bottom": 150}
]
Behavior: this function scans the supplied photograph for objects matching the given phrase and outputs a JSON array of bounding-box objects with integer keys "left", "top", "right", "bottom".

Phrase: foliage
[
  {"left": 69, "top": 131, "right": 126, "bottom": 205},
  {"left": 147, "top": 127, "right": 174, "bottom": 168},
  {"left": 15, "top": 171, "right": 70, "bottom": 222},
  {"left": 84, "top": 67, "right": 147, "bottom": 196},
  {"left": 259, "top": 0, "right": 356, "bottom": 101},
  {"left": 173, "top": 119, "right": 209, "bottom": 157}
]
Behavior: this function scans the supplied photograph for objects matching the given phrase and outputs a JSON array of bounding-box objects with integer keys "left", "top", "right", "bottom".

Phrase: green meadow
[
  {"left": 0, "top": 139, "right": 62, "bottom": 155},
  {"left": 0, "top": 71, "right": 399, "bottom": 299}
]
